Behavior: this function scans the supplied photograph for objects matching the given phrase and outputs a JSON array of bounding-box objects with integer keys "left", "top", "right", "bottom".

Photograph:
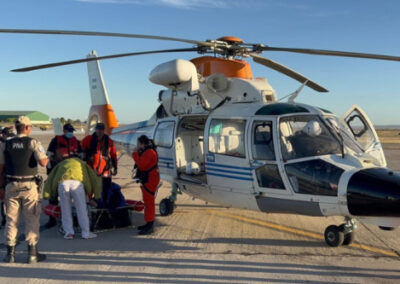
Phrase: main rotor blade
[
  {"left": 250, "top": 53, "right": 328, "bottom": 92},
  {"left": 262, "top": 46, "right": 400, "bottom": 62},
  {"left": 11, "top": 48, "right": 198, "bottom": 72},
  {"left": 0, "top": 29, "right": 213, "bottom": 47}
]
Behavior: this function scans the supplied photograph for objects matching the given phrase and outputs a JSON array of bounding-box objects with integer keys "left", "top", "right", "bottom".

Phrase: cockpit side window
[
  {"left": 285, "top": 159, "right": 343, "bottom": 196},
  {"left": 279, "top": 115, "right": 342, "bottom": 160},
  {"left": 252, "top": 121, "right": 275, "bottom": 160}
]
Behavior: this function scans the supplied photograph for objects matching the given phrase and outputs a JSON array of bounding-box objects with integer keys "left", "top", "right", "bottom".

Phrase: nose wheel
[
  {"left": 159, "top": 183, "right": 180, "bottom": 216},
  {"left": 159, "top": 198, "right": 174, "bottom": 216},
  {"left": 324, "top": 217, "right": 356, "bottom": 247}
]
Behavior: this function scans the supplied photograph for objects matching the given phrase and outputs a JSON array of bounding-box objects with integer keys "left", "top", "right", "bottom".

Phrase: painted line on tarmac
[{"left": 207, "top": 210, "right": 399, "bottom": 258}]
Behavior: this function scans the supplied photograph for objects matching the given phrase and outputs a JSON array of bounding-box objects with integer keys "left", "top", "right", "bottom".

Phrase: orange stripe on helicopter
[
  {"left": 87, "top": 104, "right": 119, "bottom": 135},
  {"left": 191, "top": 56, "right": 253, "bottom": 80}
]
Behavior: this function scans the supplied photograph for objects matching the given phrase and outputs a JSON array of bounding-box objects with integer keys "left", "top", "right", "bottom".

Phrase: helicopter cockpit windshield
[{"left": 279, "top": 115, "right": 342, "bottom": 160}]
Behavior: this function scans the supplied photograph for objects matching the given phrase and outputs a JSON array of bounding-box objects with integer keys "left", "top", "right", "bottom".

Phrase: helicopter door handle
[{"left": 250, "top": 160, "right": 264, "bottom": 168}]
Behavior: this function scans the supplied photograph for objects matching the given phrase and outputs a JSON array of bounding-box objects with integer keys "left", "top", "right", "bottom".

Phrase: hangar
[{"left": 0, "top": 110, "right": 51, "bottom": 125}]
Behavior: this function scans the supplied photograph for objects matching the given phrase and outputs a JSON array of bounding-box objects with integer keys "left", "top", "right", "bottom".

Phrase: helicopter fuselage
[
  {"left": 111, "top": 100, "right": 400, "bottom": 230},
  {"left": 85, "top": 54, "right": 400, "bottom": 247}
]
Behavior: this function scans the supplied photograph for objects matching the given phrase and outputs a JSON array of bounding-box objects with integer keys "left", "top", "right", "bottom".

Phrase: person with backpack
[
  {"left": 132, "top": 135, "right": 160, "bottom": 235},
  {"left": 82, "top": 123, "right": 118, "bottom": 200}
]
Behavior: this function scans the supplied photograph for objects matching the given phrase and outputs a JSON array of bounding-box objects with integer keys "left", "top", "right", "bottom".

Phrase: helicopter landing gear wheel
[
  {"left": 324, "top": 225, "right": 344, "bottom": 247},
  {"left": 159, "top": 198, "right": 174, "bottom": 216},
  {"left": 325, "top": 217, "right": 357, "bottom": 247}
]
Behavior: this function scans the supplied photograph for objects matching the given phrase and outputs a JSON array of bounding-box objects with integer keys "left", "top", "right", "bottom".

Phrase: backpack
[{"left": 93, "top": 183, "right": 131, "bottom": 230}]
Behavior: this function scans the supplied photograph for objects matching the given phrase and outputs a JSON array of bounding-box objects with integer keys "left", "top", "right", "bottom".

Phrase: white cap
[{"left": 16, "top": 116, "right": 32, "bottom": 126}]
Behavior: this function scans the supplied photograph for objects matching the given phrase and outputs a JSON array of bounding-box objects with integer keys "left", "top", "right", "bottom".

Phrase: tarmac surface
[{"left": 0, "top": 131, "right": 399, "bottom": 283}]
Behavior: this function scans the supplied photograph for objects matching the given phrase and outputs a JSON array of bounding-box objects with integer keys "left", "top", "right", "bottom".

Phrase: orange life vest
[{"left": 82, "top": 134, "right": 117, "bottom": 177}]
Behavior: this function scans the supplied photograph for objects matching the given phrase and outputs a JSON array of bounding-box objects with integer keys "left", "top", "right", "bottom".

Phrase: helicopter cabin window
[
  {"left": 252, "top": 121, "right": 275, "bottom": 160},
  {"left": 208, "top": 119, "right": 246, "bottom": 158},
  {"left": 279, "top": 116, "right": 342, "bottom": 160},
  {"left": 285, "top": 159, "right": 344, "bottom": 196},
  {"left": 154, "top": 121, "right": 175, "bottom": 148}
]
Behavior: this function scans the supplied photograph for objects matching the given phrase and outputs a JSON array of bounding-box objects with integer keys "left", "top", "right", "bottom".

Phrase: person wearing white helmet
[
  {"left": 289, "top": 119, "right": 341, "bottom": 159},
  {"left": 302, "top": 120, "right": 322, "bottom": 137}
]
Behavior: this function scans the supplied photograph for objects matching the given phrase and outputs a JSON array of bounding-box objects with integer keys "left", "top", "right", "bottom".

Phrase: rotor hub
[{"left": 216, "top": 36, "right": 244, "bottom": 44}]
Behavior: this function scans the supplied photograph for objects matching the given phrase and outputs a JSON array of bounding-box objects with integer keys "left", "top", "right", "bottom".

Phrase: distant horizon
[
  {"left": 375, "top": 125, "right": 400, "bottom": 129},
  {"left": 1, "top": 109, "right": 400, "bottom": 129}
]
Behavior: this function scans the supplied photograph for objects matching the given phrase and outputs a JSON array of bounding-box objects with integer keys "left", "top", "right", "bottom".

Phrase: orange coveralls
[{"left": 132, "top": 148, "right": 160, "bottom": 222}]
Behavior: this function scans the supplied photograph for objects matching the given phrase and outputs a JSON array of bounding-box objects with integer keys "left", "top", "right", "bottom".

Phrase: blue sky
[{"left": 0, "top": 0, "right": 399, "bottom": 125}]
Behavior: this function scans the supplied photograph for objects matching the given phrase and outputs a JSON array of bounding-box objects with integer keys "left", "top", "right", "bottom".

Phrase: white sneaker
[
  {"left": 82, "top": 232, "right": 97, "bottom": 239},
  {"left": 64, "top": 233, "right": 74, "bottom": 240}
]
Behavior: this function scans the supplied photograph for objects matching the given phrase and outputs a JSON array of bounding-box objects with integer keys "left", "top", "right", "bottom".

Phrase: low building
[{"left": 0, "top": 111, "right": 51, "bottom": 125}]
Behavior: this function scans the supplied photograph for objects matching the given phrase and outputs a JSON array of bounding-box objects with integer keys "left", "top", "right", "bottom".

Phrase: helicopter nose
[{"left": 347, "top": 168, "right": 400, "bottom": 217}]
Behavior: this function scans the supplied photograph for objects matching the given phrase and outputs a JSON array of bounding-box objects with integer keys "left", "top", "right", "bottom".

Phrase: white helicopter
[{"left": 1, "top": 29, "right": 400, "bottom": 247}]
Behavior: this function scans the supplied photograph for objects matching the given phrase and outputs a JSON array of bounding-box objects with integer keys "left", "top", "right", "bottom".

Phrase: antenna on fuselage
[{"left": 278, "top": 80, "right": 309, "bottom": 103}]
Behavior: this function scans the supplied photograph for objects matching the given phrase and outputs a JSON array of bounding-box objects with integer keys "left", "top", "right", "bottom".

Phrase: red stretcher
[
  {"left": 44, "top": 199, "right": 144, "bottom": 218},
  {"left": 43, "top": 199, "right": 145, "bottom": 232}
]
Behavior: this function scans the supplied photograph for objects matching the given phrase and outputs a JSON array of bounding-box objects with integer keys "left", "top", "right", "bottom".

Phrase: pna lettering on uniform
[{"left": 12, "top": 143, "right": 24, "bottom": 149}]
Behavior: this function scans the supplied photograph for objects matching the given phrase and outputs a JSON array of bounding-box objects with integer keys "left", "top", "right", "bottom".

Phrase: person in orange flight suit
[
  {"left": 132, "top": 135, "right": 160, "bottom": 235},
  {"left": 81, "top": 123, "right": 118, "bottom": 198}
]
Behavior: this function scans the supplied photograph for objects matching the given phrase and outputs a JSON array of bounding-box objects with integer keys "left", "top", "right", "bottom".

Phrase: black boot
[
  {"left": 27, "top": 244, "right": 46, "bottom": 264},
  {"left": 44, "top": 217, "right": 57, "bottom": 229},
  {"left": 3, "top": 246, "right": 15, "bottom": 263},
  {"left": 137, "top": 222, "right": 150, "bottom": 231},
  {"left": 138, "top": 221, "right": 154, "bottom": 235}
]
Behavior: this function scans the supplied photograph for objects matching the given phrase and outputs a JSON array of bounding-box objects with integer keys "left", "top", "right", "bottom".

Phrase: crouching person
[
  {"left": 132, "top": 135, "right": 160, "bottom": 235},
  {"left": 43, "top": 157, "right": 101, "bottom": 240}
]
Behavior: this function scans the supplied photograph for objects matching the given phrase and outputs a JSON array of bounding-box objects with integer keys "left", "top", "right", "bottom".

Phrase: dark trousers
[
  {"left": 1, "top": 201, "right": 5, "bottom": 226},
  {"left": 102, "top": 177, "right": 112, "bottom": 201}
]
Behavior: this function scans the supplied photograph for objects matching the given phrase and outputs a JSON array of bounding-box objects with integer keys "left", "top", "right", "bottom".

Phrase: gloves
[
  {"left": 111, "top": 159, "right": 118, "bottom": 176},
  {"left": 112, "top": 167, "right": 118, "bottom": 176},
  {"left": 88, "top": 199, "right": 98, "bottom": 208}
]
